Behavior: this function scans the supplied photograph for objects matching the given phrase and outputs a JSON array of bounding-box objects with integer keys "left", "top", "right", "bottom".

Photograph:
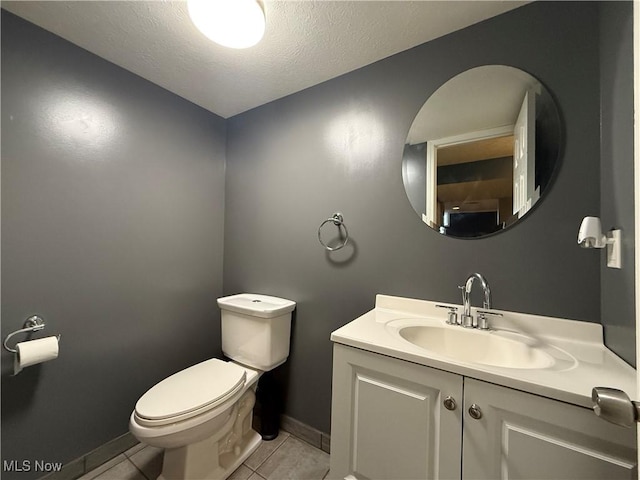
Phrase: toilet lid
[{"left": 135, "top": 359, "right": 246, "bottom": 423}]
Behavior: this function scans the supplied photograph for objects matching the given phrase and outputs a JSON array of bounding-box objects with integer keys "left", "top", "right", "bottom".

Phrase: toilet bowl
[
  {"left": 129, "top": 294, "right": 295, "bottom": 480},
  {"left": 130, "top": 359, "right": 262, "bottom": 479}
]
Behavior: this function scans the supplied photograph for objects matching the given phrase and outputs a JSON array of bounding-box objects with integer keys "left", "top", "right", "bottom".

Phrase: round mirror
[{"left": 402, "top": 65, "right": 562, "bottom": 238}]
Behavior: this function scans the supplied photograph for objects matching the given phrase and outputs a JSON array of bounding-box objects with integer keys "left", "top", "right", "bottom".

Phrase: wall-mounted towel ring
[
  {"left": 318, "top": 213, "right": 349, "bottom": 251},
  {"left": 3, "top": 315, "right": 56, "bottom": 353}
]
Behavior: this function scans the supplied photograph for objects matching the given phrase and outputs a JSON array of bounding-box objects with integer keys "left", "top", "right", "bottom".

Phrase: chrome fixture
[
  {"left": 459, "top": 273, "right": 491, "bottom": 329},
  {"left": 476, "top": 310, "right": 502, "bottom": 330},
  {"left": 592, "top": 387, "right": 640, "bottom": 428},
  {"left": 3, "top": 315, "right": 60, "bottom": 353},
  {"left": 468, "top": 404, "right": 483, "bottom": 420},
  {"left": 436, "top": 304, "right": 459, "bottom": 325},
  {"left": 318, "top": 212, "right": 349, "bottom": 251},
  {"left": 443, "top": 396, "right": 457, "bottom": 411}
]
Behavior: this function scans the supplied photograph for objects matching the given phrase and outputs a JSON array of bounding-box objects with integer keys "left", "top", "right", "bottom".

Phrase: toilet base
[
  {"left": 219, "top": 430, "right": 262, "bottom": 478},
  {"left": 158, "top": 389, "right": 261, "bottom": 480},
  {"left": 158, "top": 431, "right": 261, "bottom": 480}
]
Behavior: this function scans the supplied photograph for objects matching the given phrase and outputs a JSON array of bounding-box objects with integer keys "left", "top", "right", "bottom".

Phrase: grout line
[
  {"left": 247, "top": 434, "right": 289, "bottom": 472},
  {"left": 114, "top": 458, "right": 147, "bottom": 480},
  {"left": 289, "top": 434, "right": 327, "bottom": 452},
  {"left": 123, "top": 443, "right": 146, "bottom": 459},
  {"left": 79, "top": 454, "right": 129, "bottom": 480},
  {"left": 134, "top": 459, "right": 153, "bottom": 480},
  {"left": 88, "top": 457, "right": 132, "bottom": 480}
]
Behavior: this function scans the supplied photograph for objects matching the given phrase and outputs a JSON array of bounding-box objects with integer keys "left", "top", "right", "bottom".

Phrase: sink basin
[{"left": 398, "top": 325, "right": 555, "bottom": 369}]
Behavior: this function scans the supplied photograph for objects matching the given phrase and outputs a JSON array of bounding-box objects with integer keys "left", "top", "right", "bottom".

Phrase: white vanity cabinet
[
  {"left": 330, "top": 343, "right": 463, "bottom": 480},
  {"left": 330, "top": 344, "right": 637, "bottom": 480},
  {"left": 462, "top": 377, "right": 636, "bottom": 480}
]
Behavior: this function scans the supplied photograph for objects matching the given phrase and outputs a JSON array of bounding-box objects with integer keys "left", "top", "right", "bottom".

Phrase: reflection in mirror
[{"left": 402, "top": 65, "right": 561, "bottom": 238}]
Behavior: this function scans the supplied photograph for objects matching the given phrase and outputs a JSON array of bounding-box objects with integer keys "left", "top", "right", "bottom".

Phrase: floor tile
[
  {"left": 281, "top": 415, "right": 322, "bottom": 449},
  {"left": 127, "top": 445, "right": 163, "bottom": 480},
  {"left": 244, "top": 431, "right": 290, "bottom": 471},
  {"left": 248, "top": 474, "right": 267, "bottom": 480},
  {"left": 77, "top": 454, "right": 127, "bottom": 480},
  {"left": 256, "top": 436, "right": 329, "bottom": 480},
  {"left": 228, "top": 464, "right": 254, "bottom": 480},
  {"left": 41, "top": 456, "right": 85, "bottom": 480},
  {"left": 123, "top": 442, "right": 146, "bottom": 459},
  {"left": 91, "top": 459, "right": 146, "bottom": 480},
  {"left": 85, "top": 434, "right": 139, "bottom": 472}
]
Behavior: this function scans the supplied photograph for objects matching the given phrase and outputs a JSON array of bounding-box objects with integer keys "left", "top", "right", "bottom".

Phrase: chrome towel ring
[{"left": 318, "top": 213, "right": 349, "bottom": 251}]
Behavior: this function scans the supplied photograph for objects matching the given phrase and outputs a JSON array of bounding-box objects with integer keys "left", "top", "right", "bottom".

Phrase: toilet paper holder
[{"left": 3, "top": 315, "right": 59, "bottom": 353}]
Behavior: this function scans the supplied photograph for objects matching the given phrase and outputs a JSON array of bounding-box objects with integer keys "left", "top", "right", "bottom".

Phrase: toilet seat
[{"left": 134, "top": 359, "right": 246, "bottom": 427}]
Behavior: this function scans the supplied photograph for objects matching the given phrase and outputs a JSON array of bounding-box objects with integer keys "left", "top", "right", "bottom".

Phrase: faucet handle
[
  {"left": 476, "top": 310, "right": 502, "bottom": 330},
  {"left": 436, "top": 305, "right": 459, "bottom": 325},
  {"left": 476, "top": 312, "right": 489, "bottom": 330},
  {"left": 457, "top": 285, "right": 467, "bottom": 304}
]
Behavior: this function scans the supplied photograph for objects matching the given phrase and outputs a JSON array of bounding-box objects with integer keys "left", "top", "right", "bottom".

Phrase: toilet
[{"left": 129, "top": 293, "right": 296, "bottom": 480}]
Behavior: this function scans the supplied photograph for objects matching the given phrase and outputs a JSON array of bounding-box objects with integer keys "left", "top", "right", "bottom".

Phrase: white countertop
[{"left": 330, "top": 294, "right": 637, "bottom": 409}]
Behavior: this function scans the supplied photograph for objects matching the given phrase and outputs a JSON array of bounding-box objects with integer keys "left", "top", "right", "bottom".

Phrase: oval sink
[{"left": 398, "top": 325, "right": 555, "bottom": 369}]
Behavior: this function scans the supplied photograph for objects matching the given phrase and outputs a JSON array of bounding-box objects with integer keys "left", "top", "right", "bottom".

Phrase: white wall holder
[{"left": 577, "top": 216, "right": 622, "bottom": 269}]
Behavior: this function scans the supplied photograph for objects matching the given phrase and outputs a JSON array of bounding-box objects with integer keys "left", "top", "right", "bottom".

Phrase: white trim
[
  {"left": 425, "top": 142, "right": 437, "bottom": 226},
  {"left": 427, "top": 124, "right": 515, "bottom": 150}
]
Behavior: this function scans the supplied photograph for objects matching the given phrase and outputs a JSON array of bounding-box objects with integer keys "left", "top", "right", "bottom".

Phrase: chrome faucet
[{"left": 459, "top": 273, "right": 491, "bottom": 329}]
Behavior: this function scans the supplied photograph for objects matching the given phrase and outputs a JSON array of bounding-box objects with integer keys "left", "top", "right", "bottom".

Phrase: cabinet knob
[
  {"left": 468, "top": 404, "right": 482, "bottom": 419},
  {"left": 443, "top": 395, "right": 457, "bottom": 411}
]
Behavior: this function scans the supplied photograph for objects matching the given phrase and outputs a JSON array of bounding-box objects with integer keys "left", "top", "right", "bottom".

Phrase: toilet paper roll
[{"left": 14, "top": 336, "right": 59, "bottom": 375}]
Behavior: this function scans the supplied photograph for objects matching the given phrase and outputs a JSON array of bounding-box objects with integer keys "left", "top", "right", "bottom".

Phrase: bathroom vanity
[{"left": 329, "top": 295, "right": 637, "bottom": 480}]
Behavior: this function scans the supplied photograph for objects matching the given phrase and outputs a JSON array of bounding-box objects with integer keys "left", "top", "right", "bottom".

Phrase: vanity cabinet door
[
  {"left": 462, "top": 378, "right": 637, "bottom": 480},
  {"left": 330, "top": 344, "right": 463, "bottom": 480}
]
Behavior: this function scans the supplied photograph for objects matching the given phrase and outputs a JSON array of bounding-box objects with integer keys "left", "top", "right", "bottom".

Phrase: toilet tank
[{"left": 217, "top": 294, "right": 296, "bottom": 371}]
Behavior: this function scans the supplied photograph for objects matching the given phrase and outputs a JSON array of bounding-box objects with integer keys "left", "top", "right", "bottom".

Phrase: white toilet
[{"left": 129, "top": 293, "right": 296, "bottom": 480}]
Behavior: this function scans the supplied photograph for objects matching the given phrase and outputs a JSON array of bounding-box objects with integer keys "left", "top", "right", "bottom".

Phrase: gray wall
[
  {"left": 1, "top": 10, "right": 226, "bottom": 477},
  {"left": 225, "top": 2, "right": 604, "bottom": 433},
  {"left": 599, "top": 1, "right": 635, "bottom": 366},
  {"left": 2, "top": 0, "right": 634, "bottom": 472}
]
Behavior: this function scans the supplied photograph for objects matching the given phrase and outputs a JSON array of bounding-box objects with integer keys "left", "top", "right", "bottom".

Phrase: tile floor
[{"left": 78, "top": 431, "right": 330, "bottom": 480}]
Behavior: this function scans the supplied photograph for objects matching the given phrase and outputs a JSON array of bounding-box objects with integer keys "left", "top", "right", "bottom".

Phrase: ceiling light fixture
[{"left": 187, "top": 0, "right": 265, "bottom": 49}]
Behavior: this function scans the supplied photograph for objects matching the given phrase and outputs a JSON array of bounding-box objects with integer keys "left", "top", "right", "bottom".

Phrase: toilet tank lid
[{"left": 217, "top": 293, "right": 296, "bottom": 318}]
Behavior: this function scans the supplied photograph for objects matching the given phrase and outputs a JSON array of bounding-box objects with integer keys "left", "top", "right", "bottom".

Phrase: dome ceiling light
[{"left": 187, "top": 0, "right": 266, "bottom": 49}]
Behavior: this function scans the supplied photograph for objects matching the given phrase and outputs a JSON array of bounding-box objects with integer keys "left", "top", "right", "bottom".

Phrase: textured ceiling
[{"left": 2, "top": 1, "right": 528, "bottom": 118}]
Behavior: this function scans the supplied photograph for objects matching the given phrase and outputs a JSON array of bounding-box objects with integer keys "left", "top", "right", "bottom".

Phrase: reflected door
[{"left": 513, "top": 89, "right": 537, "bottom": 217}]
